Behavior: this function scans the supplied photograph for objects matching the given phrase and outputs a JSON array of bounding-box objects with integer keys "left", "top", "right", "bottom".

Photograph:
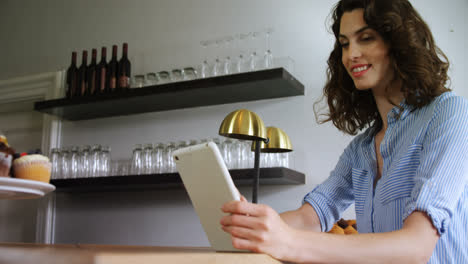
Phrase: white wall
[{"left": 0, "top": 0, "right": 466, "bottom": 246}]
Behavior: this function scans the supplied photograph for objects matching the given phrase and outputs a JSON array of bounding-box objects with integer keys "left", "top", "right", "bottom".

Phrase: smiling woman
[
  {"left": 319, "top": 0, "right": 450, "bottom": 136},
  {"left": 221, "top": 0, "right": 468, "bottom": 263}
]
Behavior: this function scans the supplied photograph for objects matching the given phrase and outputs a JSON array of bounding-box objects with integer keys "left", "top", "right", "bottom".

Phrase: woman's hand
[{"left": 220, "top": 200, "right": 296, "bottom": 260}]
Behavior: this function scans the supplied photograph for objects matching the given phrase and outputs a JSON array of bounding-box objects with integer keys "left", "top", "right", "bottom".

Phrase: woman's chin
[{"left": 353, "top": 84, "right": 373, "bottom": 91}]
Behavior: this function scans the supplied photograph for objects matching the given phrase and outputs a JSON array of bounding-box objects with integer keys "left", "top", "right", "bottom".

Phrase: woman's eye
[
  {"left": 361, "top": 35, "right": 374, "bottom": 42},
  {"left": 340, "top": 42, "right": 349, "bottom": 48}
]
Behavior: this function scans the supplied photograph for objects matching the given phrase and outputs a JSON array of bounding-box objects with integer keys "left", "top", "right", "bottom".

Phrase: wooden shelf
[
  {"left": 34, "top": 68, "right": 304, "bottom": 121},
  {"left": 50, "top": 167, "right": 305, "bottom": 193}
]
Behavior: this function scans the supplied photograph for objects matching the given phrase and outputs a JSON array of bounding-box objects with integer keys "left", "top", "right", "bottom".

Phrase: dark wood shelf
[
  {"left": 34, "top": 68, "right": 304, "bottom": 121},
  {"left": 50, "top": 167, "right": 305, "bottom": 193}
]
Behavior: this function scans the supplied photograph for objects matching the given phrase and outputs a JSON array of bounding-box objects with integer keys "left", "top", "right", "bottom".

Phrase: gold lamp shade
[
  {"left": 253, "top": 127, "right": 293, "bottom": 153},
  {"left": 219, "top": 109, "right": 268, "bottom": 141}
]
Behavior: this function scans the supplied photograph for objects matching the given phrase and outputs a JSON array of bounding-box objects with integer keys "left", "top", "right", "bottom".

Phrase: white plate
[{"left": 0, "top": 177, "right": 55, "bottom": 200}]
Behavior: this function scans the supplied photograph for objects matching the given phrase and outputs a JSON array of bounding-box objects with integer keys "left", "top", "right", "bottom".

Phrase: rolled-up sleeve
[
  {"left": 403, "top": 96, "right": 468, "bottom": 235},
  {"left": 303, "top": 144, "right": 355, "bottom": 232}
]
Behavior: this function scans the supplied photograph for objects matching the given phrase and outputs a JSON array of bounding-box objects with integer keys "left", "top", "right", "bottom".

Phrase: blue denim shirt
[{"left": 304, "top": 92, "right": 468, "bottom": 263}]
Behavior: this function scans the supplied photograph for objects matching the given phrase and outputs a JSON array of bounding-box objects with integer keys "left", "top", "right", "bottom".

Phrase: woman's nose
[{"left": 348, "top": 43, "right": 362, "bottom": 60}]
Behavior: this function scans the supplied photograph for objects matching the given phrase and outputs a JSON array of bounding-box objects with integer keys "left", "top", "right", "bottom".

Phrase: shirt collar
[{"left": 388, "top": 100, "right": 412, "bottom": 122}]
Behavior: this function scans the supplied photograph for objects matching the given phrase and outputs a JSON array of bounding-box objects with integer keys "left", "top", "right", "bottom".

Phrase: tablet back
[{"left": 173, "top": 142, "right": 241, "bottom": 252}]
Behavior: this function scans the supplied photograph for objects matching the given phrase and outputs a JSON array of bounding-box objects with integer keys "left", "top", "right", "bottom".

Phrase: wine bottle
[
  {"left": 78, "top": 50, "right": 88, "bottom": 96},
  {"left": 118, "top": 43, "right": 131, "bottom": 90},
  {"left": 87, "top": 49, "right": 97, "bottom": 95},
  {"left": 108, "top": 45, "right": 118, "bottom": 92},
  {"left": 96, "top": 47, "right": 107, "bottom": 94},
  {"left": 66, "top": 51, "right": 78, "bottom": 98}
]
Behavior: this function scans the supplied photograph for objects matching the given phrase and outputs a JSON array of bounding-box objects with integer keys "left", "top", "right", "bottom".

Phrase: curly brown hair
[{"left": 316, "top": 0, "right": 450, "bottom": 135}]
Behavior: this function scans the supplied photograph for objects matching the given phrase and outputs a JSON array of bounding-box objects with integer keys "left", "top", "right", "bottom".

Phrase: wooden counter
[{"left": 0, "top": 243, "right": 283, "bottom": 264}]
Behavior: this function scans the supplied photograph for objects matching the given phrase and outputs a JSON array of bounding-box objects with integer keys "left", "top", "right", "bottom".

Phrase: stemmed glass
[
  {"left": 237, "top": 33, "right": 250, "bottom": 73},
  {"left": 263, "top": 27, "right": 274, "bottom": 69},
  {"left": 249, "top": 31, "right": 261, "bottom": 71},
  {"left": 223, "top": 36, "right": 234, "bottom": 75},
  {"left": 200, "top": 40, "right": 211, "bottom": 78},
  {"left": 212, "top": 38, "right": 224, "bottom": 77}
]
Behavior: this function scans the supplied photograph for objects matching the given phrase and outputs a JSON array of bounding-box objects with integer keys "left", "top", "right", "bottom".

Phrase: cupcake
[
  {"left": 13, "top": 154, "right": 52, "bottom": 183},
  {"left": 0, "top": 135, "right": 15, "bottom": 177}
]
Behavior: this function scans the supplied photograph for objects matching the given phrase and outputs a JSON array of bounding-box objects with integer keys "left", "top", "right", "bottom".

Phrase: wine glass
[
  {"left": 263, "top": 27, "right": 274, "bottom": 69},
  {"left": 212, "top": 38, "right": 224, "bottom": 77},
  {"left": 249, "top": 31, "right": 261, "bottom": 71},
  {"left": 223, "top": 36, "right": 234, "bottom": 75},
  {"left": 200, "top": 40, "right": 211, "bottom": 78},
  {"left": 237, "top": 33, "right": 250, "bottom": 73}
]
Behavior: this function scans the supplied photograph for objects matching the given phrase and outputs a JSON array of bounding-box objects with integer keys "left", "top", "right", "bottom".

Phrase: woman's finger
[
  {"left": 220, "top": 213, "right": 268, "bottom": 230},
  {"left": 222, "top": 200, "right": 269, "bottom": 217},
  {"left": 226, "top": 233, "right": 260, "bottom": 252},
  {"left": 222, "top": 225, "right": 264, "bottom": 244}
]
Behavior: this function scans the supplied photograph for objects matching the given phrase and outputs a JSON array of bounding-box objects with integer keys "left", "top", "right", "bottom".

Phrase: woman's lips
[{"left": 351, "top": 64, "right": 371, "bottom": 78}]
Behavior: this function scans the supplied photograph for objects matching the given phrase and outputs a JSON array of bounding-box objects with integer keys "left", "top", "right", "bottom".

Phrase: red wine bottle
[
  {"left": 118, "top": 43, "right": 131, "bottom": 90},
  {"left": 66, "top": 51, "right": 78, "bottom": 98},
  {"left": 108, "top": 45, "right": 118, "bottom": 92},
  {"left": 96, "top": 47, "right": 107, "bottom": 94},
  {"left": 87, "top": 49, "right": 97, "bottom": 95},
  {"left": 78, "top": 50, "right": 88, "bottom": 96}
]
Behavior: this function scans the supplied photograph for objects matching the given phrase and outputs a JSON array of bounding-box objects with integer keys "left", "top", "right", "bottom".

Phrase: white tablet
[{"left": 173, "top": 142, "right": 242, "bottom": 252}]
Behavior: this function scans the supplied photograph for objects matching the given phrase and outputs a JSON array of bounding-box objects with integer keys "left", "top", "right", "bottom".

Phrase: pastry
[
  {"left": 13, "top": 154, "right": 52, "bottom": 183},
  {"left": 328, "top": 224, "right": 345, "bottom": 234},
  {"left": 328, "top": 218, "right": 359, "bottom": 235},
  {"left": 344, "top": 225, "right": 358, "bottom": 234},
  {"left": 0, "top": 135, "right": 15, "bottom": 177}
]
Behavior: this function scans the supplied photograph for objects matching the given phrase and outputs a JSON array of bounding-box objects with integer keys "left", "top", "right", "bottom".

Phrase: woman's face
[{"left": 339, "top": 9, "right": 393, "bottom": 93}]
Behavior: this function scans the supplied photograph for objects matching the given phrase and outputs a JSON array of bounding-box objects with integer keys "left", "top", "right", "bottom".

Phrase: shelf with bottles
[
  {"left": 34, "top": 67, "right": 304, "bottom": 121},
  {"left": 50, "top": 167, "right": 304, "bottom": 193}
]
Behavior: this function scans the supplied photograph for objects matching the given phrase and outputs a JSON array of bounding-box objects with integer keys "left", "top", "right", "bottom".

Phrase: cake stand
[{"left": 0, "top": 177, "right": 55, "bottom": 200}]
